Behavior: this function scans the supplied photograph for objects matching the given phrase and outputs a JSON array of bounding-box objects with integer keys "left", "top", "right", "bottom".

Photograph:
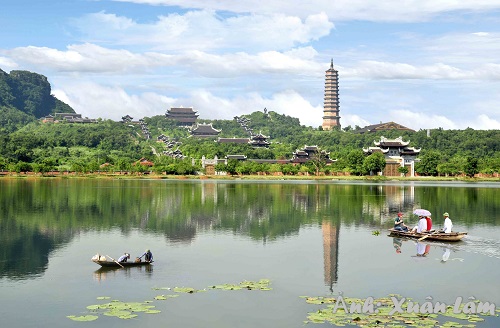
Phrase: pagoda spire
[{"left": 322, "top": 59, "right": 341, "bottom": 130}]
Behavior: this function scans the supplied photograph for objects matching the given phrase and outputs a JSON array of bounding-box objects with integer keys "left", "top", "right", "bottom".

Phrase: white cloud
[
  {"left": 112, "top": 0, "right": 500, "bottom": 21},
  {"left": 342, "top": 61, "right": 500, "bottom": 80},
  {"left": 72, "top": 10, "right": 333, "bottom": 51},
  {"left": 0, "top": 57, "right": 18, "bottom": 71},
  {"left": 424, "top": 32, "right": 500, "bottom": 65},
  {"left": 6, "top": 44, "right": 173, "bottom": 73},
  {"left": 55, "top": 82, "right": 176, "bottom": 120},
  {"left": 389, "top": 109, "right": 458, "bottom": 130},
  {"left": 6, "top": 44, "right": 323, "bottom": 79},
  {"left": 472, "top": 114, "right": 500, "bottom": 129},
  {"left": 186, "top": 89, "right": 323, "bottom": 127},
  {"left": 53, "top": 82, "right": 324, "bottom": 126},
  {"left": 341, "top": 114, "right": 370, "bottom": 129}
]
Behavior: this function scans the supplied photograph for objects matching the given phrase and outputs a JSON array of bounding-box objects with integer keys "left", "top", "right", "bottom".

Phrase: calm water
[{"left": 0, "top": 179, "right": 499, "bottom": 327}]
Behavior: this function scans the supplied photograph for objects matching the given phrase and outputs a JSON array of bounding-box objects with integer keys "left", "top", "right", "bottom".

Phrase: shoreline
[{"left": 1, "top": 172, "right": 499, "bottom": 182}]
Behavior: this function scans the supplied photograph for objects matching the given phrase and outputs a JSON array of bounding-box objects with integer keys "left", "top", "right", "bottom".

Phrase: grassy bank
[{"left": 1, "top": 172, "right": 499, "bottom": 182}]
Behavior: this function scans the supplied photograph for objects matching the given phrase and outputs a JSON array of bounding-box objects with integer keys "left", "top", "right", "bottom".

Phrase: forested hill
[{"left": 0, "top": 68, "right": 74, "bottom": 132}]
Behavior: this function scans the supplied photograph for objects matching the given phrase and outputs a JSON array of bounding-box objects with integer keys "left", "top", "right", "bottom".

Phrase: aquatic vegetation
[
  {"left": 66, "top": 315, "right": 98, "bottom": 322},
  {"left": 301, "top": 294, "right": 499, "bottom": 327},
  {"left": 68, "top": 300, "right": 161, "bottom": 321},
  {"left": 154, "top": 294, "right": 179, "bottom": 300},
  {"left": 372, "top": 230, "right": 380, "bottom": 236},
  {"left": 67, "top": 279, "right": 271, "bottom": 322},
  {"left": 210, "top": 279, "right": 272, "bottom": 291}
]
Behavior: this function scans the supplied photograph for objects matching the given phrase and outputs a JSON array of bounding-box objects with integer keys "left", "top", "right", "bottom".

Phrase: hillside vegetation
[
  {"left": 0, "top": 69, "right": 74, "bottom": 133},
  {"left": 0, "top": 68, "right": 499, "bottom": 177}
]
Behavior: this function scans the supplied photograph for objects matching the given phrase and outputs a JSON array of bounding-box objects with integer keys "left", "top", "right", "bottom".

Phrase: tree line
[{"left": 1, "top": 110, "right": 499, "bottom": 177}]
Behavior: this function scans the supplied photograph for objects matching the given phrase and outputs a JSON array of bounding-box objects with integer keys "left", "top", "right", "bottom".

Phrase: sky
[{"left": 1, "top": 0, "right": 500, "bottom": 130}]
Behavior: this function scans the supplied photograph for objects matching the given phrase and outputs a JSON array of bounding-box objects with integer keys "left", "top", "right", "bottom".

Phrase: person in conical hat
[{"left": 442, "top": 212, "right": 453, "bottom": 233}]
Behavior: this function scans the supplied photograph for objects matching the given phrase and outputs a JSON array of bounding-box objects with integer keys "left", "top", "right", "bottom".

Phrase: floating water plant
[
  {"left": 372, "top": 230, "right": 380, "bottom": 236},
  {"left": 66, "top": 315, "right": 99, "bottom": 322},
  {"left": 302, "top": 294, "right": 499, "bottom": 327},
  {"left": 210, "top": 279, "right": 272, "bottom": 291},
  {"left": 68, "top": 279, "right": 272, "bottom": 322},
  {"left": 68, "top": 300, "right": 161, "bottom": 321},
  {"left": 154, "top": 294, "right": 179, "bottom": 300}
]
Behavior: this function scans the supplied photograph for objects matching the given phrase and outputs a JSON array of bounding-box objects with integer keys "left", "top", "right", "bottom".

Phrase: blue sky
[{"left": 1, "top": 0, "right": 500, "bottom": 130}]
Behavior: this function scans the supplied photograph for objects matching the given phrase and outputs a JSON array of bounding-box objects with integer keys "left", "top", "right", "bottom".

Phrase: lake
[{"left": 0, "top": 178, "right": 499, "bottom": 327}]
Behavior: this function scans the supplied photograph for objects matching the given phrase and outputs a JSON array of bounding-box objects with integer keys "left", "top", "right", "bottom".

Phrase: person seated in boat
[
  {"left": 138, "top": 249, "right": 153, "bottom": 263},
  {"left": 118, "top": 253, "right": 130, "bottom": 263},
  {"left": 393, "top": 212, "right": 408, "bottom": 232},
  {"left": 440, "top": 212, "right": 453, "bottom": 233},
  {"left": 411, "top": 216, "right": 428, "bottom": 233},
  {"left": 425, "top": 216, "right": 432, "bottom": 231}
]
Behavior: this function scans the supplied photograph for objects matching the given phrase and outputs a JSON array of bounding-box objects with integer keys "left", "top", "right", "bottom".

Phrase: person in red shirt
[{"left": 425, "top": 216, "right": 432, "bottom": 231}]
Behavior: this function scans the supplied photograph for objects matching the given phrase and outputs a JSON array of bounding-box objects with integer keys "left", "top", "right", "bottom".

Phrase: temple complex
[
  {"left": 322, "top": 59, "right": 341, "bottom": 130},
  {"left": 291, "top": 145, "right": 335, "bottom": 164},
  {"left": 190, "top": 123, "right": 221, "bottom": 138},
  {"left": 363, "top": 136, "right": 421, "bottom": 176},
  {"left": 249, "top": 132, "right": 270, "bottom": 148},
  {"left": 165, "top": 107, "right": 199, "bottom": 125}
]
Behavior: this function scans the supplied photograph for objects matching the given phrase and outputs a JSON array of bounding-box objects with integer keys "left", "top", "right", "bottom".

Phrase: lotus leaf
[
  {"left": 302, "top": 294, "right": 499, "bottom": 327},
  {"left": 145, "top": 310, "right": 161, "bottom": 314},
  {"left": 67, "top": 315, "right": 99, "bottom": 322},
  {"left": 173, "top": 287, "right": 198, "bottom": 293},
  {"left": 103, "top": 310, "right": 132, "bottom": 317}
]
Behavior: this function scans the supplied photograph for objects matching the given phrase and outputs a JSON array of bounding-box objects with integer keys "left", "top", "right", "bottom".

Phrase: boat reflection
[{"left": 93, "top": 264, "right": 153, "bottom": 282}]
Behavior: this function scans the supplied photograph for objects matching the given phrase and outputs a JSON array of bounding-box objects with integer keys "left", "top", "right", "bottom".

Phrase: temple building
[
  {"left": 165, "top": 107, "right": 199, "bottom": 125},
  {"left": 354, "top": 121, "right": 415, "bottom": 134},
  {"left": 322, "top": 59, "right": 341, "bottom": 130},
  {"left": 190, "top": 123, "right": 221, "bottom": 138},
  {"left": 40, "top": 113, "right": 96, "bottom": 123},
  {"left": 249, "top": 132, "right": 270, "bottom": 148},
  {"left": 291, "top": 145, "right": 335, "bottom": 164},
  {"left": 218, "top": 132, "right": 270, "bottom": 148},
  {"left": 363, "top": 136, "right": 421, "bottom": 177}
]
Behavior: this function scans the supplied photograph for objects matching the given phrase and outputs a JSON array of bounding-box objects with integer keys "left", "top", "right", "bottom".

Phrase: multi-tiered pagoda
[{"left": 322, "top": 59, "right": 340, "bottom": 130}]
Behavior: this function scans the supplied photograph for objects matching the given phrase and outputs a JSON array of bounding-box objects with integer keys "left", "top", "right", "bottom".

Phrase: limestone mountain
[{"left": 0, "top": 68, "right": 74, "bottom": 119}]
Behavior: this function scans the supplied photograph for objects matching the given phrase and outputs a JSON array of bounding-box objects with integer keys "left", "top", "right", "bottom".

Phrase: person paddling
[{"left": 138, "top": 249, "right": 153, "bottom": 263}]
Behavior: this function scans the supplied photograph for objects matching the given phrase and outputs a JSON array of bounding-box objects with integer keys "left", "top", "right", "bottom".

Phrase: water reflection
[
  {"left": 392, "top": 237, "right": 402, "bottom": 254},
  {"left": 416, "top": 242, "right": 431, "bottom": 257},
  {"left": 1, "top": 179, "right": 499, "bottom": 281},
  {"left": 441, "top": 246, "right": 451, "bottom": 262},
  {"left": 322, "top": 221, "right": 339, "bottom": 291},
  {"left": 93, "top": 265, "right": 154, "bottom": 282}
]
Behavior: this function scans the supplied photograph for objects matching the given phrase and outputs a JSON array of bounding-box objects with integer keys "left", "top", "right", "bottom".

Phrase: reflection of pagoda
[{"left": 322, "top": 221, "right": 339, "bottom": 291}]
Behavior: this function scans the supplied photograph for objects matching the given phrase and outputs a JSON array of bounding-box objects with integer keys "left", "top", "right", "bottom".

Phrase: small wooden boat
[
  {"left": 388, "top": 229, "right": 467, "bottom": 242},
  {"left": 92, "top": 260, "right": 152, "bottom": 268}
]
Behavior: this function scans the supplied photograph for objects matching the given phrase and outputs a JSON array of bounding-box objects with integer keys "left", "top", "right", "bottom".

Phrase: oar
[
  {"left": 418, "top": 231, "right": 438, "bottom": 241},
  {"left": 106, "top": 254, "right": 124, "bottom": 268}
]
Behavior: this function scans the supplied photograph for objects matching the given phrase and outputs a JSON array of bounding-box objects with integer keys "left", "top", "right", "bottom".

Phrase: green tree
[
  {"left": 346, "top": 149, "right": 366, "bottom": 175},
  {"left": 397, "top": 166, "right": 409, "bottom": 177},
  {"left": 363, "top": 152, "right": 386, "bottom": 175},
  {"left": 415, "top": 150, "right": 441, "bottom": 176},
  {"left": 308, "top": 147, "right": 329, "bottom": 176},
  {"left": 464, "top": 156, "right": 479, "bottom": 178}
]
